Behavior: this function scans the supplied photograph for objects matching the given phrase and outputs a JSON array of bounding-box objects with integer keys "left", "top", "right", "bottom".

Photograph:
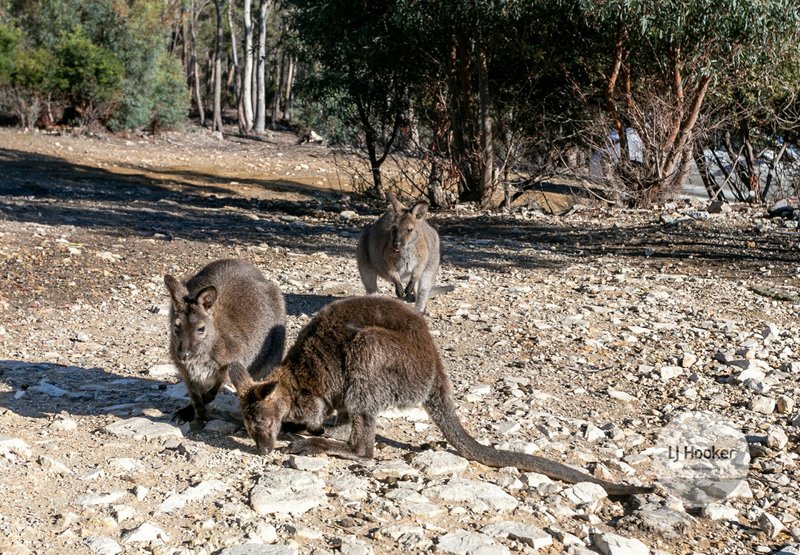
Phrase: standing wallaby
[
  {"left": 357, "top": 192, "right": 453, "bottom": 313},
  {"left": 164, "top": 258, "right": 286, "bottom": 424},
  {"left": 228, "top": 296, "right": 651, "bottom": 496}
]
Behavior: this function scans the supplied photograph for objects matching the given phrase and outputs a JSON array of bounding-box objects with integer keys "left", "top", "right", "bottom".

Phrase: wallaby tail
[
  {"left": 423, "top": 371, "right": 652, "bottom": 497},
  {"left": 430, "top": 284, "right": 455, "bottom": 298}
]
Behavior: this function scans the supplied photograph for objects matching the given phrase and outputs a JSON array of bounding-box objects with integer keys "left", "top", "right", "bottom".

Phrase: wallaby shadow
[
  {"left": 285, "top": 292, "right": 340, "bottom": 316},
  {"left": 0, "top": 359, "right": 253, "bottom": 452}
]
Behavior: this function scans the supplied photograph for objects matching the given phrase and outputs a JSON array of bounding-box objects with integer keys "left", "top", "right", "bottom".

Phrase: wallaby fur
[
  {"left": 228, "top": 296, "right": 651, "bottom": 496},
  {"left": 164, "top": 258, "right": 286, "bottom": 424},
  {"left": 356, "top": 192, "right": 453, "bottom": 313}
]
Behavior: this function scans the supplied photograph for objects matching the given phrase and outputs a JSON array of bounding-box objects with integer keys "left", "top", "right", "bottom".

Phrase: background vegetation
[{"left": 1, "top": 0, "right": 799, "bottom": 207}]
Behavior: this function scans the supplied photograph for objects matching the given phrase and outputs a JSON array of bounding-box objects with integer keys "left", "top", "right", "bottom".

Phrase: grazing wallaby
[
  {"left": 357, "top": 192, "right": 453, "bottom": 313},
  {"left": 228, "top": 296, "right": 651, "bottom": 496},
  {"left": 164, "top": 258, "right": 286, "bottom": 424}
]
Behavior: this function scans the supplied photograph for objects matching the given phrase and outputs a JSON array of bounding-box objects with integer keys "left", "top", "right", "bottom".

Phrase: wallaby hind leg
[
  {"left": 285, "top": 412, "right": 375, "bottom": 460},
  {"left": 358, "top": 263, "right": 380, "bottom": 295},
  {"left": 414, "top": 271, "right": 436, "bottom": 312}
]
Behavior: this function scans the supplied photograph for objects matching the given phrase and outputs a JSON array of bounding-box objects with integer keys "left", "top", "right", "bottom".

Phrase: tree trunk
[
  {"left": 476, "top": 43, "right": 493, "bottom": 204},
  {"left": 283, "top": 55, "right": 295, "bottom": 122},
  {"left": 189, "top": 0, "right": 205, "bottom": 126},
  {"left": 212, "top": 0, "right": 225, "bottom": 133},
  {"left": 227, "top": 0, "right": 244, "bottom": 133},
  {"left": 270, "top": 49, "right": 283, "bottom": 126},
  {"left": 242, "top": 0, "right": 254, "bottom": 131},
  {"left": 693, "top": 144, "right": 723, "bottom": 200},
  {"left": 254, "top": 0, "right": 272, "bottom": 133}
]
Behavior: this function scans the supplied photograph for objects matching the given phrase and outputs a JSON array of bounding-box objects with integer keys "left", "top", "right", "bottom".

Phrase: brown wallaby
[
  {"left": 228, "top": 296, "right": 651, "bottom": 496},
  {"left": 164, "top": 258, "right": 286, "bottom": 424},
  {"left": 356, "top": 192, "right": 453, "bottom": 313}
]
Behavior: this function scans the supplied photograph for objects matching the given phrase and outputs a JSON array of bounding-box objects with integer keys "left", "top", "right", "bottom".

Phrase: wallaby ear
[
  {"left": 386, "top": 191, "right": 404, "bottom": 213},
  {"left": 164, "top": 275, "right": 187, "bottom": 306},
  {"left": 253, "top": 381, "right": 278, "bottom": 401},
  {"left": 410, "top": 201, "right": 429, "bottom": 219},
  {"left": 227, "top": 362, "right": 254, "bottom": 396},
  {"left": 195, "top": 286, "right": 218, "bottom": 311}
]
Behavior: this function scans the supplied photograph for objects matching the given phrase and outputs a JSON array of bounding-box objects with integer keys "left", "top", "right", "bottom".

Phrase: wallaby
[
  {"left": 164, "top": 258, "right": 286, "bottom": 424},
  {"left": 356, "top": 192, "right": 453, "bottom": 313},
  {"left": 228, "top": 296, "right": 651, "bottom": 496}
]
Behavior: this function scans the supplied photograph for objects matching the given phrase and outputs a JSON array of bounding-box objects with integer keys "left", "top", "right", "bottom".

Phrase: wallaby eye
[{"left": 196, "top": 325, "right": 206, "bottom": 335}]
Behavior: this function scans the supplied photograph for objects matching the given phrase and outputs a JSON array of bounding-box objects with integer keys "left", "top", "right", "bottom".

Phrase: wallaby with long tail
[
  {"left": 356, "top": 192, "right": 453, "bottom": 313},
  {"left": 164, "top": 258, "right": 286, "bottom": 424},
  {"left": 228, "top": 296, "right": 651, "bottom": 496}
]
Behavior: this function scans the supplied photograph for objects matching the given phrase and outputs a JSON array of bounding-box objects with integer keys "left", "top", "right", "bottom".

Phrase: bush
[
  {"left": 51, "top": 27, "right": 123, "bottom": 127},
  {"left": 149, "top": 52, "right": 189, "bottom": 131},
  {"left": 0, "top": 22, "right": 53, "bottom": 127}
]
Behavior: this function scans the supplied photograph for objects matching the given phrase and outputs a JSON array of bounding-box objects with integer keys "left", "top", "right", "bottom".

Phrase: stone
[
  {"left": 563, "top": 482, "right": 608, "bottom": 505},
  {"left": 288, "top": 455, "right": 330, "bottom": 472},
  {"left": 660, "top": 366, "right": 683, "bottom": 381},
  {"left": 758, "top": 510, "right": 785, "bottom": 539},
  {"left": 147, "top": 363, "right": 179, "bottom": 378},
  {"left": 104, "top": 417, "right": 183, "bottom": 440},
  {"left": 681, "top": 352, "right": 698, "bottom": 368},
  {"left": 38, "top": 456, "right": 73, "bottom": 476},
  {"left": 339, "top": 210, "right": 358, "bottom": 220},
  {"left": 158, "top": 479, "right": 228, "bottom": 513},
  {"left": 0, "top": 436, "right": 31, "bottom": 459},
  {"left": 480, "top": 521, "right": 553, "bottom": 549},
  {"left": 204, "top": 419, "right": 239, "bottom": 434},
  {"left": 435, "top": 530, "right": 509, "bottom": 555},
  {"left": 777, "top": 395, "right": 795, "bottom": 414},
  {"left": 766, "top": 426, "right": 789, "bottom": 450},
  {"left": 629, "top": 508, "right": 695, "bottom": 539},
  {"left": 593, "top": 532, "right": 650, "bottom": 555},
  {"left": 607, "top": 389, "right": 639, "bottom": 403},
  {"left": 423, "top": 478, "right": 518, "bottom": 511},
  {"left": 373, "top": 460, "right": 419, "bottom": 480},
  {"left": 218, "top": 544, "right": 299, "bottom": 555},
  {"left": 750, "top": 396, "right": 776, "bottom": 414},
  {"left": 83, "top": 536, "right": 122, "bottom": 555},
  {"left": 250, "top": 468, "right": 327, "bottom": 515},
  {"left": 584, "top": 424, "right": 606, "bottom": 443},
  {"left": 702, "top": 504, "right": 739, "bottom": 521},
  {"left": 75, "top": 491, "right": 128, "bottom": 506},
  {"left": 121, "top": 522, "right": 170, "bottom": 544},
  {"left": 412, "top": 450, "right": 470, "bottom": 476}
]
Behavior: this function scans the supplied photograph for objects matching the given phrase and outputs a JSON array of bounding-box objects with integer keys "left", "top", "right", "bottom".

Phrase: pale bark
[
  {"left": 227, "top": 1, "right": 244, "bottom": 132},
  {"left": 476, "top": 45, "right": 493, "bottom": 203},
  {"left": 283, "top": 55, "right": 295, "bottom": 121},
  {"left": 242, "top": 0, "right": 254, "bottom": 130},
  {"left": 212, "top": 0, "right": 225, "bottom": 133},
  {"left": 254, "top": 0, "right": 273, "bottom": 133},
  {"left": 189, "top": 0, "right": 205, "bottom": 125}
]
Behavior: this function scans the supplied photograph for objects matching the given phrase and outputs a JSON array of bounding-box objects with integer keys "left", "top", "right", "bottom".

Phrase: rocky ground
[{"left": 1, "top": 126, "right": 800, "bottom": 555}]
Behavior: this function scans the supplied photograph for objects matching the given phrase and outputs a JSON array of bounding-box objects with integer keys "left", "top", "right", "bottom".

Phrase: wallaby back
[
  {"left": 356, "top": 192, "right": 451, "bottom": 312},
  {"left": 164, "top": 258, "right": 286, "bottom": 423},
  {"left": 230, "top": 296, "right": 651, "bottom": 496}
]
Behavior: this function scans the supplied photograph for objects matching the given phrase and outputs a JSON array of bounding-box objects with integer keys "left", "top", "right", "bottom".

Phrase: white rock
[
  {"left": 424, "top": 478, "right": 517, "bottom": 511},
  {"left": 584, "top": 424, "right": 606, "bottom": 443},
  {"left": 84, "top": 536, "right": 122, "bottom": 555},
  {"left": 436, "top": 530, "right": 509, "bottom": 555},
  {"left": 76, "top": 491, "right": 128, "bottom": 506},
  {"left": 607, "top": 388, "right": 639, "bottom": 403},
  {"left": 412, "top": 451, "right": 470, "bottom": 476},
  {"left": 373, "top": 460, "right": 419, "bottom": 480},
  {"left": 766, "top": 426, "right": 789, "bottom": 450},
  {"left": 218, "top": 545, "right": 298, "bottom": 555},
  {"left": 750, "top": 396, "right": 776, "bottom": 414},
  {"left": 702, "top": 504, "right": 739, "bottom": 521},
  {"left": 735, "top": 367, "right": 766, "bottom": 383},
  {"left": 0, "top": 436, "right": 32, "bottom": 458},
  {"left": 104, "top": 417, "right": 183, "bottom": 440},
  {"left": 593, "top": 532, "right": 650, "bottom": 555},
  {"left": 158, "top": 479, "right": 228, "bottom": 513},
  {"left": 38, "top": 455, "right": 73, "bottom": 476},
  {"left": 121, "top": 522, "right": 170, "bottom": 544},
  {"left": 147, "top": 363, "right": 179, "bottom": 378},
  {"left": 50, "top": 418, "right": 78, "bottom": 432},
  {"left": 481, "top": 521, "right": 553, "bottom": 549},
  {"left": 758, "top": 510, "right": 785, "bottom": 539},
  {"left": 660, "top": 366, "right": 684, "bottom": 381},
  {"left": 563, "top": 482, "right": 608, "bottom": 505},
  {"left": 288, "top": 455, "right": 330, "bottom": 472},
  {"left": 204, "top": 419, "right": 239, "bottom": 434},
  {"left": 681, "top": 352, "right": 698, "bottom": 368},
  {"left": 250, "top": 468, "right": 327, "bottom": 515}
]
